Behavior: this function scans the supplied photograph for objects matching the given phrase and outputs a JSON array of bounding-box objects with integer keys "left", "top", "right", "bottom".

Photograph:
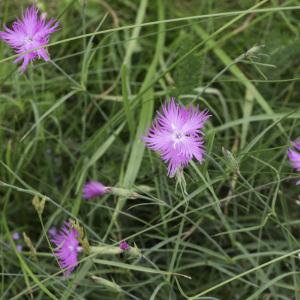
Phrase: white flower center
[
  {"left": 171, "top": 123, "right": 189, "bottom": 149},
  {"left": 24, "top": 37, "right": 34, "bottom": 45},
  {"left": 172, "top": 130, "right": 185, "bottom": 148},
  {"left": 68, "top": 244, "right": 83, "bottom": 253},
  {"left": 174, "top": 132, "right": 183, "bottom": 140}
]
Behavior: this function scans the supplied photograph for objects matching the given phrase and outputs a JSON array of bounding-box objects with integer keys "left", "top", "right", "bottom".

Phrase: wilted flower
[
  {"left": 287, "top": 139, "right": 300, "bottom": 185},
  {"left": 0, "top": 6, "right": 59, "bottom": 71},
  {"left": 119, "top": 240, "right": 130, "bottom": 251},
  {"left": 50, "top": 222, "right": 82, "bottom": 276},
  {"left": 83, "top": 181, "right": 110, "bottom": 200},
  {"left": 143, "top": 98, "right": 210, "bottom": 176}
]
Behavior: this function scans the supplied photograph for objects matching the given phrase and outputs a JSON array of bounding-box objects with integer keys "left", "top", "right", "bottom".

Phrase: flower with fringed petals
[
  {"left": 49, "top": 222, "right": 82, "bottom": 276},
  {"left": 143, "top": 98, "right": 210, "bottom": 177},
  {"left": 0, "top": 6, "right": 59, "bottom": 71}
]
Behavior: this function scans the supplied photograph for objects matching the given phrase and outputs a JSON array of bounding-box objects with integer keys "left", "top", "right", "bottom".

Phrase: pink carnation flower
[
  {"left": 0, "top": 6, "right": 59, "bottom": 71},
  {"left": 83, "top": 181, "right": 110, "bottom": 200},
  {"left": 143, "top": 98, "right": 210, "bottom": 177},
  {"left": 287, "top": 139, "right": 300, "bottom": 185},
  {"left": 50, "top": 222, "right": 82, "bottom": 276}
]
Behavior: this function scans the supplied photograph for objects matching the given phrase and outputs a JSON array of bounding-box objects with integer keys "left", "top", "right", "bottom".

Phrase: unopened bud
[
  {"left": 111, "top": 187, "right": 140, "bottom": 199},
  {"left": 245, "top": 44, "right": 264, "bottom": 59},
  {"left": 91, "top": 276, "right": 122, "bottom": 293},
  {"left": 90, "top": 242, "right": 141, "bottom": 259},
  {"left": 222, "top": 147, "right": 240, "bottom": 175},
  {"left": 23, "top": 232, "right": 37, "bottom": 260},
  {"left": 32, "top": 196, "right": 46, "bottom": 215}
]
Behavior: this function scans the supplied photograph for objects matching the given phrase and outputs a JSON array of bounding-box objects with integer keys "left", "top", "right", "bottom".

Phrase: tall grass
[{"left": 1, "top": 0, "right": 300, "bottom": 299}]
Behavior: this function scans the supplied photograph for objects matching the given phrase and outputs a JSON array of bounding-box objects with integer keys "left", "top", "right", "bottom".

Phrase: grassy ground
[{"left": 1, "top": 0, "right": 300, "bottom": 299}]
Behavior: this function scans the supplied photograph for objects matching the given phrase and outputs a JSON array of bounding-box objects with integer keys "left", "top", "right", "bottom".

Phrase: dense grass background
[{"left": 1, "top": 0, "right": 300, "bottom": 299}]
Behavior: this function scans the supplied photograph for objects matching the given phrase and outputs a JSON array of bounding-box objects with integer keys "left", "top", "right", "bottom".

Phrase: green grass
[{"left": 1, "top": 0, "right": 300, "bottom": 299}]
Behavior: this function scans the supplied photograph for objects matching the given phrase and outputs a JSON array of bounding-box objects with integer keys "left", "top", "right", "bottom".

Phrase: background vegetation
[{"left": 1, "top": 0, "right": 300, "bottom": 299}]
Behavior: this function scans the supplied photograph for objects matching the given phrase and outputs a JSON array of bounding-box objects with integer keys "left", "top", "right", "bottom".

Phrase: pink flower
[
  {"left": 119, "top": 240, "right": 130, "bottom": 251},
  {"left": 0, "top": 6, "right": 59, "bottom": 71},
  {"left": 50, "top": 222, "right": 82, "bottom": 276},
  {"left": 287, "top": 139, "right": 300, "bottom": 185},
  {"left": 83, "top": 181, "right": 110, "bottom": 200},
  {"left": 143, "top": 98, "right": 210, "bottom": 177}
]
